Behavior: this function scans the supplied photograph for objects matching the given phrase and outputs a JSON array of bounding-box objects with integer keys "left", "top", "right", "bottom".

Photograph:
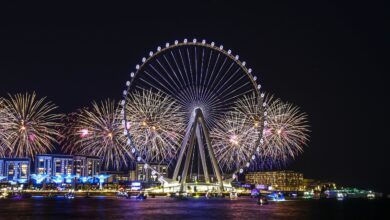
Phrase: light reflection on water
[{"left": 0, "top": 197, "right": 388, "bottom": 219}]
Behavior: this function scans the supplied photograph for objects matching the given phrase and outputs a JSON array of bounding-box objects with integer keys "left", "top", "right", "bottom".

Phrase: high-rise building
[{"left": 245, "top": 170, "right": 304, "bottom": 191}]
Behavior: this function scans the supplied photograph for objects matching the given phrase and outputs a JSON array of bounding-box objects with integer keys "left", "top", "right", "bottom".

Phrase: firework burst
[
  {"left": 212, "top": 93, "right": 310, "bottom": 171},
  {"left": 233, "top": 92, "right": 264, "bottom": 130},
  {"left": 0, "top": 98, "right": 11, "bottom": 157},
  {"left": 62, "top": 99, "right": 132, "bottom": 170},
  {"left": 211, "top": 111, "right": 260, "bottom": 172},
  {"left": 260, "top": 97, "right": 310, "bottom": 166},
  {"left": 0, "top": 92, "right": 62, "bottom": 158},
  {"left": 211, "top": 94, "right": 264, "bottom": 172},
  {"left": 125, "top": 89, "right": 185, "bottom": 163}
]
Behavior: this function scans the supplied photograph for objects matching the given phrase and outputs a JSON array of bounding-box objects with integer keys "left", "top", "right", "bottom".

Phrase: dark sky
[{"left": 0, "top": 2, "right": 387, "bottom": 193}]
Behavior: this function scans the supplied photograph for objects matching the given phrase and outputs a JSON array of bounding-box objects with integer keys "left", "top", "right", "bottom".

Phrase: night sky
[{"left": 0, "top": 2, "right": 386, "bottom": 193}]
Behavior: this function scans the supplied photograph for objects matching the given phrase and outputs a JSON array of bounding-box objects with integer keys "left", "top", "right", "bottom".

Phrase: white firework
[
  {"left": 261, "top": 97, "right": 310, "bottom": 165},
  {"left": 62, "top": 99, "right": 132, "bottom": 170},
  {"left": 0, "top": 98, "right": 11, "bottom": 157},
  {"left": 125, "top": 89, "right": 185, "bottom": 162},
  {"left": 0, "top": 92, "right": 62, "bottom": 158},
  {"left": 211, "top": 111, "right": 260, "bottom": 172},
  {"left": 233, "top": 92, "right": 264, "bottom": 129}
]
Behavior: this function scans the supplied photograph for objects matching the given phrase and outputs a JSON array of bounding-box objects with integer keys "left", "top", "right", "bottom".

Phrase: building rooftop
[
  {"left": 73, "top": 155, "right": 101, "bottom": 159},
  {"left": 36, "top": 154, "right": 73, "bottom": 158},
  {"left": 35, "top": 154, "right": 100, "bottom": 159},
  {"left": 0, "top": 157, "right": 31, "bottom": 161}
]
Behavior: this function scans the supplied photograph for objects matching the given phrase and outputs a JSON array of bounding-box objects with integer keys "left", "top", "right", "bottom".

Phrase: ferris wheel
[{"left": 121, "top": 39, "right": 267, "bottom": 190}]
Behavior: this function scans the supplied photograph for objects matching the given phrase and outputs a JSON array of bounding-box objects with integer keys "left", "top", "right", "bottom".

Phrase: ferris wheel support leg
[
  {"left": 196, "top": 125, "right": 210, "bottom": 184},
  {"left": 172, "top": 118, "right": 196, "bottom": 181},
  {"left": 179, "top": 124, "right": 197, "bottom": 193},
  {"left": 196, "top": 109, "right": 224, "bottom": 192}
]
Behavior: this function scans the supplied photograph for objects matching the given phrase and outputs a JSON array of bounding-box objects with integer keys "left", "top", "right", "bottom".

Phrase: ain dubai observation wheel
[{"left": 121, "top": 38, "right": 267, "bottom": 193}]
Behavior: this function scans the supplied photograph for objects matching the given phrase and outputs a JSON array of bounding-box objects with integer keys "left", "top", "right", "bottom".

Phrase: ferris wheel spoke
[
  {"left": 186, "top": 48, "right": 194, "bottom": 86},
  {"left": 209, "top": 56, "right": 228, "bottom": 92},
  {"left": 170, "top": 51, "right": 187, "bottom": 89},
  {"left": 206, "top": 53, "right": 221, "bottom": 90},
  {"left": 177, "top": 48, "right": 191, "bottom": 87},
  {"left": 163, "top": 86, "right": 189, "bottom": 112},
  {"left": 187, "top": 50, "right": 199, "bottom": 101},
  {"left": 138, "top": 75, "right": 173, "bottom": 97},
  {"left": 202, "top": 49, "right": 213, "bottom": 88},
  {"left": 202, "top": 88, "right": 225, "bottom": 108},
  {"left": 212, "top": 63, "right": 238, "bottom": 96},
  {"left": 148, "top": 64, "right": 179, "bottom": 95},
  {"left": 207, "top": 102, "right": 230, "bottom": 113},
  {"left": 179, "top": 49, "right": 196, "bottom": 98},
  {"left": 186, "top": 85, "right": 198, "bottom": 103},
  {"left": 208, "top": 97, "right": 238, "bottom": 111},
  {"left": 162, "top": 54, "right": 185, "bottom": 90},
  {"left": 216, "top": 73, "right": 248, "bottom": 99},
  {"left": 176, "top": 94, "right": 193, "bottom": 109},
  {"left": 155, "top": 58, "right": 182, "bottom": 92},
  {"left": 165, "top": 69, "right": 197, "bottom": 103},
  {"left": 194, "top": 48, "right": 203, "bottom": 101},
  {"left": 194, "top": 46, "right": 198, "bottom": 87},
  {"left": 204, "top": 93, "right": 225, "bottom": 111},
  {"left": 185, "top": 48, "right": 198, "bottom": 101},
  {"left": 199, "top": 48, "right": 205, "bottom": 99},
  {"left": 223, "top": 88, "right": 255, "bottom": 106}
]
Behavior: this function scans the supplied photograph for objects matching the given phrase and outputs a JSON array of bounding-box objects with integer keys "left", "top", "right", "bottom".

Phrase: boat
[
  {"left": 257, "top": 195, "right": 269, "bottom": 205},
  {"left": 367, "top": 192, "right": 375, "bottom": 200},
  {"left": 229, "top": 192, "right": 238, "bottom": 200},
  {"left": 267, "top": 192, "right": 285, "bottom": 201},
  {"left": 0, "top": 190, "right": 32, "bottom": 199},
  {"left": 135, "top": 192, "right": 147, "bottom": 200},
  {"left": 216, "top": 193, "right": 225, "bottom": 198},
  {"left": 116, "top": 191, "right": 129, "bottom": 199},
  {"left": 64, "top": 190, "right": 75, "bottom": 199},
  {"left": 337, "top": 192, "right": 345, "bottom": 201},
  {"left": 46, "top": 192, "right": 58, "bottom": 198},
  {"left": 85, "top": 192, "right": 92, "bottom": 199},
  {"left": 173, "top": 192, "right": 190, "bottom": 200},
  {"left": 0, "top": 190, "right": 9, "bottom": 199},
  {"left": 251, "top": 189, "right": 260, "bottom": 198}
]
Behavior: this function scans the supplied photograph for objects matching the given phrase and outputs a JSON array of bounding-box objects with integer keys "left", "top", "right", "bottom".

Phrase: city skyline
[{"left": 0, "top": 1, "right": 386, "bottom": 196}]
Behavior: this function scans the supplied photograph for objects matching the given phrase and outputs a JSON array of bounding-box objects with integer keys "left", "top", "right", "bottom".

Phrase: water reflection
[{"left": 0, "top": 197, "right": 388, "bottom": 219}]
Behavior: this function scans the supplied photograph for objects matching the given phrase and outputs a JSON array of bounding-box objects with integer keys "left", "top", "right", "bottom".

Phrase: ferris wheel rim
[{"left": 124, "top": 40, "right": 262, "bottom": 99}]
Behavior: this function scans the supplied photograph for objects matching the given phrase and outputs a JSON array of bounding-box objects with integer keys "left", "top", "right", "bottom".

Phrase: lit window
[{"left": 21, "top": 164, "right": 28, "bottom": 177}]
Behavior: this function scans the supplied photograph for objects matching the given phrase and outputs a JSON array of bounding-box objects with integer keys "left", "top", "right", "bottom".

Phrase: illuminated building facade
[
  {"left": 35, "top": 154, "right": 73, "bottom": 176},
  {"left": 303, "top": 178, "right": 337, "bottom": 191},
  {"left": 35, "top": 154, "right": 100, "bottom": 176},
  {"left": 0, "top": 158, "right": 30, "bottom": 183},
  {"left": 1, "top": 154, "right": 101, "bottom": 185},
  {"left": 73, "top": 155, "right": 101, "bottom": 177},
  {"left": 136, "top": 162, "right": 168, "bottom": 182},
  {"left": 101, "top": 171, "right": 131, "bottom": 183},
  {"left": 245, "top": 170, "right": 304, "bottom": 191},
  {"left": 0, "top": 159, "right": 4, "bottom": 177}
]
